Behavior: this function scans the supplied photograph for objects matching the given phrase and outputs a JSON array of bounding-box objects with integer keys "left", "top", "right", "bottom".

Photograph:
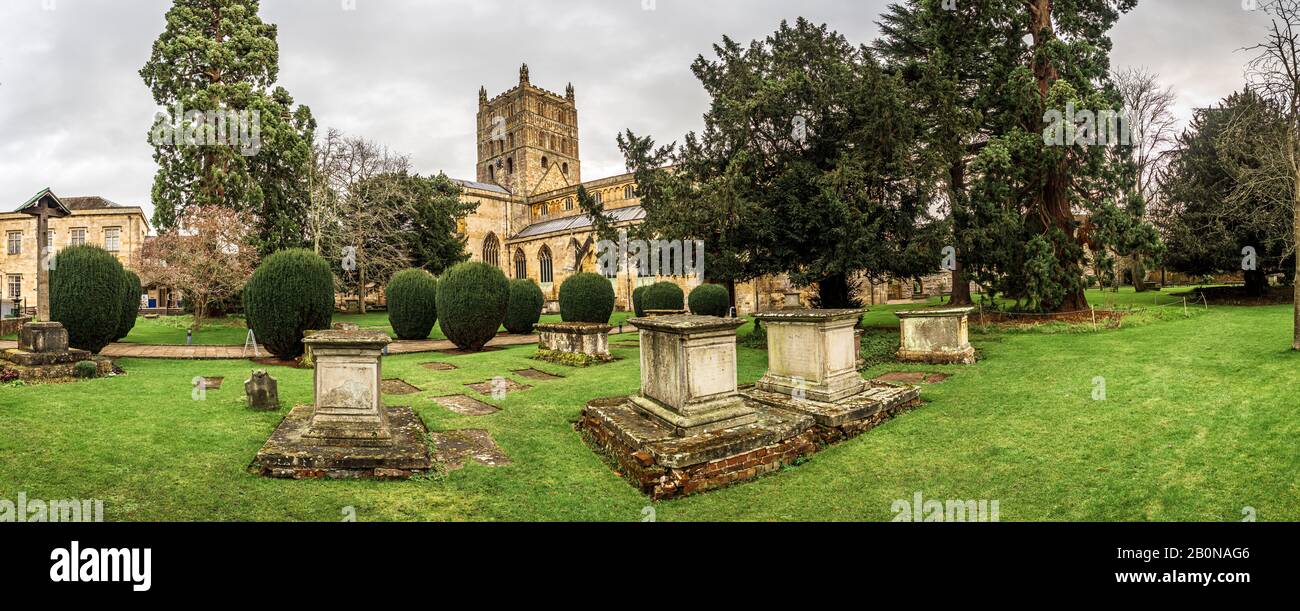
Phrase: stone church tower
[{"left": 476, "top": 64, "right": 581, "bottom": 196}]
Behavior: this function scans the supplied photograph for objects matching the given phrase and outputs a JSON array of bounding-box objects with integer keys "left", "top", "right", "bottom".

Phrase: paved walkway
[{"left": 0, "top": 330, "right": 637, "bottom": 360}]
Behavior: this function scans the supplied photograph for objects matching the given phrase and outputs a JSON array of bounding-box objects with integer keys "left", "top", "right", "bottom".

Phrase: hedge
[
  {"left": 689, "top": 284, "right": 730, "bottom": 317},
  {"left": 243, "top": 249, "right": 335, "bottom": 359},
  {"left": 386, "top": 269, "right": 439, "bottom": 340},
  {"left": 436, "top": 262, "right": 509, "bottom": 351},
  {"left": 115, "top": 270, "right": 142, "bottom": 341},
  {"left": 505, "top": 279, "right": 545, "bottom": 334},
  {"left": 632, "top": 285, "right": 648, "bottom": 317},
  {"left": 641, "top": 281, "right": 684, "bottom": 312},
  {"left": 49, "top": 245, "right": 125, "bottom": 354},
  {"left": 559, "top": 272, "right": 615, "bottom": 323}
]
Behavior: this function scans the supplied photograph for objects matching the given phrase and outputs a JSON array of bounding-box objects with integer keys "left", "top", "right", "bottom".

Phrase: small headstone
[{"left": 245, "top": 370, "right": 281, "bottom": 411}]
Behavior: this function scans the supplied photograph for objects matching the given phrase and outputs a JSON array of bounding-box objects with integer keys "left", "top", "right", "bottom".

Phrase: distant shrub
[
  {"left": 386, "top": 269, "right": 439, "bottom": 340},
  {"left": 641, "top": 281, "right": 684, "bottom": 312},
  {"left": 50, "top": 245, "right": 125, "bottom": 354},
  {"left": 115, "top": 270, "right": 142, "bottom": 341},
  {"left": 436, "top": 262, "right": 509, "bottom": 351},
  {"left": 504, "top": 279, "right": 544, "bottom": 334},
  {"left": 73, "top": 361, "right": 99, "bottom": 379},
  {"left": 688, "top": 284, "right": 730, "bottom": 317},
  {"left": 632, "top": 285, "right": 648, "bottom": 317},
  {"left": 243, "top": 249, "right": 335, "bottom": 359},
  {"left": 559, "top": 272, "right": 615, "bottom": 323}
]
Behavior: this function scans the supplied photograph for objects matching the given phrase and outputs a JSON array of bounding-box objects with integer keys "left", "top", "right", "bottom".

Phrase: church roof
[
  {"left": 453, "top": 178, "right": 510, "bottom": 195},
  {"left": 513, "top": 205, "right": 645, "bottom": 239}
]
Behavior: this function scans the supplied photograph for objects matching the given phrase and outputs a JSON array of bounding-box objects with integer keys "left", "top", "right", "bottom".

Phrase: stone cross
[{"left": 18, "top": 191, "right": 70, "bottom": 322}]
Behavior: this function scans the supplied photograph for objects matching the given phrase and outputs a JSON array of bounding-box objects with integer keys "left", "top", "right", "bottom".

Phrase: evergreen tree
[{"left": 141, "top": 0, "right": 313, "bottom": 248}]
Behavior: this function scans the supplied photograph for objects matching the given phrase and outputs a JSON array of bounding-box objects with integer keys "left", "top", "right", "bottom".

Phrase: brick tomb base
[{"left": 578, "top": 398, "right": 818, "bottom": 500}]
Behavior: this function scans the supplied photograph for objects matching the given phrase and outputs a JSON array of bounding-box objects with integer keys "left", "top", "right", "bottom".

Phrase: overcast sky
[{"left": 0, "top": 0, "right": 1277, "bottom": 224}]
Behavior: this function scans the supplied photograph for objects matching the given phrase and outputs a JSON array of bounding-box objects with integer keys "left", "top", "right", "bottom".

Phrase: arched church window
[
  {"left": 507, "top": 157, "right": 514, "bottom": 175},
  {"left": 562, "top": 163, "right": 569, "bottom": 176},
  {"left": 624, "top": 185, "right": 634, "bottom": 199},
  {"left": 565, "top": 197, "right": 573, "bottom": 210},
  {"left": 514, "top": 249, "right": 527, "bottom": 280},
  {"left": 483, "top": 233, "right": 500, "bottom": 268},
  {"left": 542, "top": 156, "right": 549, "bottom": 170},
  {"left": 539, "top": 247, "right": 554, "bottom": 284}
]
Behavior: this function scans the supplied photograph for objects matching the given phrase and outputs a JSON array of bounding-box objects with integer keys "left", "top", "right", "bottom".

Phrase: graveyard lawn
[
  {"left": 117, "top": 311, "right": 638, "bottom": 346},
  {"left": 2, "top": 295, "right": 1297, "bottom": 521}
]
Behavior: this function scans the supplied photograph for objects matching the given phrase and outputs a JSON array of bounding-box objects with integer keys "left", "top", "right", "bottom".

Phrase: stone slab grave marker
[
  {"left": 743, "top": 309, "right": 922, "bottom": 437},
  {"left": 245, "top": 370, "right": 280, "bottom": 411},
  {"left": 894, "top": 306, "right": 976, "bottom": 365},
  {"left": 433, "top": 394, "right": 500, "bottom": 416},
  {"left": 535, "top": 322, "right": 613, "bottom": 362},
  {"left": 253, "top": 329, "right": 432, "bottom": 479}
]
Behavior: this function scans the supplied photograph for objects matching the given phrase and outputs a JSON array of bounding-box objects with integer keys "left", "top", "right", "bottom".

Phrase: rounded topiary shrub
[
  {"left": 386, "top": 269, "right": 438, "bottom": 340},
  {"left": 559, "top": 272, "right": 615, "bottom": 323},
  {"left": 632, "top": 285, "right": 648, "bottom": 318},
  {"left": 115, "top": 270, "right": 142, "bottom": 341},
  {"left": 49, "top": 245, "right": 125, "bottom": 354},
  {"left": 505, "top": 279, "right": 544, "bottom": 334},
  {"left": 436, "top": 262, "right": 509, "bottom": 351},
  {"left": 689, "top": 284, "right": 730, "bottom": 317},
  {"left": 642, "top": 281, "right": 685, "bottom": 312},
  {"left": 243, "top": 249, "right": 334, "bottom": 359}
]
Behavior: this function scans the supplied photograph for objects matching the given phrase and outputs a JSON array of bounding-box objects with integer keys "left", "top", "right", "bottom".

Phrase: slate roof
[
  {"left": 453, "top": 179, "right": 511, "bottom": 195},
  {"left": 513, "top": 205, "right": 645, "bottom": 239},
  {"left": 60, "top": 196, "right": 123, "bottom": 210}
]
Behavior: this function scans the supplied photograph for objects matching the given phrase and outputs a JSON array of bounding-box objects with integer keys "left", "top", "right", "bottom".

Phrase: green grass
[
  {"left": 2, "top": 289, "right": 1297, "bottom": 521},
  {"left": 117, "top": 311, "right": 638, "bottom": 346}
]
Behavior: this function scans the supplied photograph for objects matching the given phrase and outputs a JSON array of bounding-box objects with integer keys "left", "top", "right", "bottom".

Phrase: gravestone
[
  {"left": 253, "top": 329, "right": 433, "bottom": 479},
  {"left": 894, "top": 306, "right": 976, "bottom": 365},
  {"left": 2, "top": 322, "right": 107, "bottom": 379},
  {"left": 578, "top": 314, "right": 818, "bottom": 499},
  {"left": 245, "top": 370, "right": 280, "bottom": 411},
  {"left": 534, "top": 322, "right": 613, "bottom": 363},
  {"left": 744, "top": 309, "right": 922, "bottom": 439}
]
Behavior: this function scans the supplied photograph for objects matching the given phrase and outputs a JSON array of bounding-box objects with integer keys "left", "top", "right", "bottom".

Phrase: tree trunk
[
  {"left": 359, "top": 267, "right": 368, "bottom": 315},
  {"left": 1030, "top": 0, "right": 1088, "bottom": 313},
  {"left": 1293, "top": 172, "right": 1300, "bottom": 349},
  {"left": 948, "top": 159, "right": 973, "bottom": 306},
  {"left": 1245, "top": 269, "right": 1268, "bottom": 297},
  {"left": 725, "top": 278, "right": 737, "bottom": 316},
  {"left": 1132, "top": 256, "right": 1148, "bottom": 292},
  {"left": 818, "top": 273, "right": 854, "bottom": 309}
]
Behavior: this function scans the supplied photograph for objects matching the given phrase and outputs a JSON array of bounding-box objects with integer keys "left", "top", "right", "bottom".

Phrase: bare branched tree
[
  {"left": 1115, "top": 66, "right": 1179, "bottom": 203},
  {"left": 137, "top": 206, "right": 256, "bottom": 331},
  {"left": 313, "top": 132, "right": 415, "bottom": 314},
  {"left": 1233, "top": 0, "right": 1300, "bottom": 349}
]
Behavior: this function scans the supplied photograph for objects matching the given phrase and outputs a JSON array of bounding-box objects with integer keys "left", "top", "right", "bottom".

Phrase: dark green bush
[
  {"left": 386, "top": 269, "right": 438, "bottom": 340},
  {"left": 115, "top": 270, "right": 142, "bottom": 341},
  {"left": 50, "top": 245, "right": 125, "bottom": 354},
  {"left": 642, "top": 281, "right": 685, "bottom": 312},
  {"left": 689, "top": 284, "right": 730, "bottom": 317},
  {"left": 436, "top": 262, "right": 509, "bottom": 351},
  {"left": 73, "top": 360, "right": 99, "bottom": 379},
  {"left": 243, "top": 249, "right": 334, "bottom": 358},
  {"left": 632, "top": 285, "right": 648, "bottom": 317},
  {"left": 505, "top": 279, "right": 544, "bottom": 334},
  {"left": 559, "top": 272, "right": 615, "bottom": 323}
]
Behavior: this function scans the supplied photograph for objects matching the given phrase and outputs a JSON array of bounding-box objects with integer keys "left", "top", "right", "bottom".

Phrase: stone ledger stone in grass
[
  {"left": 511, "top": 368, "right": 563, "bottom": 381},
  {"left": 421, "top": 362, "right": 458, "bottom": 371},
  {"left": 431, "top": 429, "right": 511, "bottom": 470},
  {"left": 895, "top": 307, "right": 976, "bottom": 365},
  {"left": 201, "top": 376, "right": 224, "bottom": 390},
  {"left": 465, "top": 378, "right": 531, "bottom": 396},
  {"left": 253, "top": 329, "right": 432, "bottom": 479},
  {"left": 381, "top": 378, "right": 422, "bottom": 395},
  {"left": 433, "top": 394, "right": 500, "bottom": 416}
]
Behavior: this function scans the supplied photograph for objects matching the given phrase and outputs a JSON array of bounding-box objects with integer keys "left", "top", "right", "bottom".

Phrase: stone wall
[{"left": 1, "top": 316, "right": 31, "bottom": 336}]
